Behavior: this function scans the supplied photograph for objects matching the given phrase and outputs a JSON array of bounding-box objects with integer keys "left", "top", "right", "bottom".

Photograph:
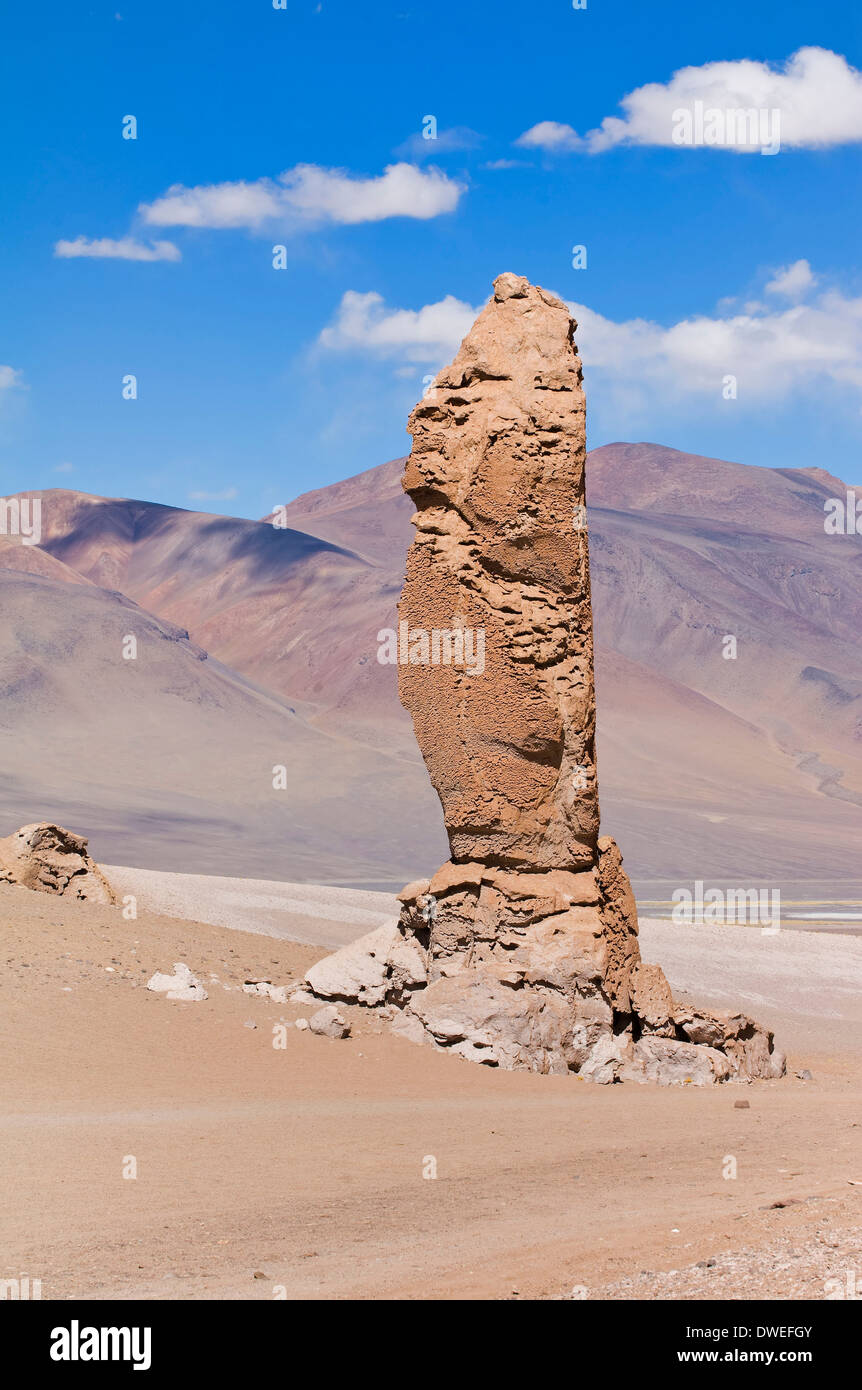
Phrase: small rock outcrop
[
  {"left": 303, "top": 274, "right": 785, "bottom": 1086},
  {"left": 0, "top": 823, "right": 116, "bottom": 903}
]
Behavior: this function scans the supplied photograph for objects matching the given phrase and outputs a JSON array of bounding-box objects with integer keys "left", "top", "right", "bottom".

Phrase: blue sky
[{"left": 2, "top": 0, "right": 861, "bottom": 516}]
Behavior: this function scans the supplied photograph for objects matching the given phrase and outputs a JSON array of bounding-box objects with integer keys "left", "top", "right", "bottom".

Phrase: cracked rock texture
[
  {"left": 0, "top": 823, "right": 116, "bottom": 903},
  {"left": 305, "top": 274, "right": 785, "bottom": 1085}
]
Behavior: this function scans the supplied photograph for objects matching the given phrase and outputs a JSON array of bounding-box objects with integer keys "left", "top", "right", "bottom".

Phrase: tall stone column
[
  {"left": 399, "top": 272, "right": 599, "bottom": 871},
  {"left": 304, "top": 274, "right": 785, "bottom": 1086}
]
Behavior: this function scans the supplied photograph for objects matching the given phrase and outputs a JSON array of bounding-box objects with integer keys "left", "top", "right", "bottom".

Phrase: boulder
[
  {"left": 308, "top": 1004, "right": 350, "bottom": 1039},
  {"left": 634, "top": 1036, "right": 733, "bottom": 1086},
  {"left": 0, "top": 823, "right": 115, "bottom": 903},
  {"left": 304, "top": 919, "right": 426, "bottom": 1005}
]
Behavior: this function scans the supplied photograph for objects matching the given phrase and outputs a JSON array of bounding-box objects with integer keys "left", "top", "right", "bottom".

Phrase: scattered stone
[
  {"left": 146, "top": 962, "right": 207, "bottom": 1001},
  {"left": 796, "top": 1069, "right": 813, "bottom": 1081},
  {"left": 243, "top": 1020, "right": 257, "bottom": 1030},
  {"left": 734, "top": 1100, "right": 751, "bottom": 1109},
  {"left": 243, "top": 980, "right": 288, "bottom": 1003},
  {"left": 308, "top": 1004, "right": 350, "bottom": 1039},
  {"left": 0, "top": 823, "right": 115, "bottom": 903},
  {"left": 294, "top": 1018, "right": 309, "bottom": 1031}
]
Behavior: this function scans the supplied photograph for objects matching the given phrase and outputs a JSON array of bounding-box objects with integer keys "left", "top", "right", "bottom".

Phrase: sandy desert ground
[{"left": 1, "top": 872, "right": 860, "bottom": 1302}]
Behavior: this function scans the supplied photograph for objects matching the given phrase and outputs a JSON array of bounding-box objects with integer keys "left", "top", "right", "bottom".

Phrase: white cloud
[
  {"left": 319, "top": 290, "right": 479, "bottom": 363},
  {"left": 53, "top": 236, "right": 181, "bottom": 262},
  {"left": 188, "top": 487, "right": 239, "bottom": 502},
  {"left": 54, "top": 462, "right": 75, "bottom": 474},
  {"left": 482, "top": 158, "right": 529, "bottom": 170},
  {"left": 583, "top": 47, "right": 862, "bottom": 152},
  {"left": 515, "top": 121, "right": 582, "bottom": 152},
  {"left": 395, "top": 126, "right": 482, "bottom": 159},
  {"left": 140, "top": 181, "right": 283, "bottom": 230},
  {"left": 765, "top": 258, "right": 817, "bottom": 299},
  {"left": 140, "top": 162, "right": 465, "bottom": 230},
  {"left": 570, "top": 287, "right": 862, "bottom": 400},
  {"left": 0, "top": 365, "right": 22, "bottom": 391},
  {"left": 319, "top": 272, "right": 862, "bottom": 404}
]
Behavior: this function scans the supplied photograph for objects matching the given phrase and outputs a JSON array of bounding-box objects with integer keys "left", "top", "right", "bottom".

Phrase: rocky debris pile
[
  {"left": 302, "top": 273, "right": 785, "bottom": 1086},
  {"left": 0, "top": 823, "right": 116, "bottom": 903},
  {"left": 147, "top": 962, "right": 208, "bottom": 1001}
]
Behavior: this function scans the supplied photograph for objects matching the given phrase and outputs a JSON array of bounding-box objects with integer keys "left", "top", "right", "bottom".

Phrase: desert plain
[{"left": 1, "top": 869, "right": 860, "bottom": 1302}]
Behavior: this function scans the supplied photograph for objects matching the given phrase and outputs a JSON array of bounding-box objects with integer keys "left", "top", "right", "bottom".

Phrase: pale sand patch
[{"left": 103, "top": 864, "right": 400, "bottom": 949}]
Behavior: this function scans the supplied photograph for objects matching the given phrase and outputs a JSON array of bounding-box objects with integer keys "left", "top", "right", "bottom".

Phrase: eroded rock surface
[
  {"left": 0, "top": 823, "right": 116, "bottom": 903},
  {"left": 304, "top": 274, "right": 785, "bottom": 1086},
  {"left": 400, "top": 270, "right": 597, "bottom": 870}
]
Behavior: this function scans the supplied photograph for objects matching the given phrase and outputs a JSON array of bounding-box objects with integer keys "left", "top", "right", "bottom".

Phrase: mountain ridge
[{"left": 3, "top": 442, "right": 860, "bottom": 886}]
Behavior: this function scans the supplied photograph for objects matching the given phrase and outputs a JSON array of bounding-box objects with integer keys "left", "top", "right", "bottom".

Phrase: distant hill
[
  {"left": 0, "top": 569, "right": 445, "bottom": 885},
  {"left": 5, "top": 441, "right": 862, "bottom": 888}
]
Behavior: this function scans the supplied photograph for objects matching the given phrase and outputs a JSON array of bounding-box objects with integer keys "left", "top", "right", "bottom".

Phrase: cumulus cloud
[
  {"left": 140, "top": 162, "right": 465, "bottom": 230},
  {"left": 571, "top": 288, "right": 862, "bottom": 400},
  {"left": 318, "top": 272, "right": 862, "bottom": 404},
  {"left": 53, "top": 236, "right": 181, "bottom": 261},
  {"left": 765, "top": 259, "right": 817, "bottom": 299},
  {"left": 515, "top": 121, "right": 582, "bottom": 152},
  {"left": 583, "top": 47, "right": 862, "bottom": 152},
  {"left": 0, "top": 365, "right": 22, "bottom": 391},
  {"left": 318, "top": 290, "right": 479, "bottom": 363}
]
